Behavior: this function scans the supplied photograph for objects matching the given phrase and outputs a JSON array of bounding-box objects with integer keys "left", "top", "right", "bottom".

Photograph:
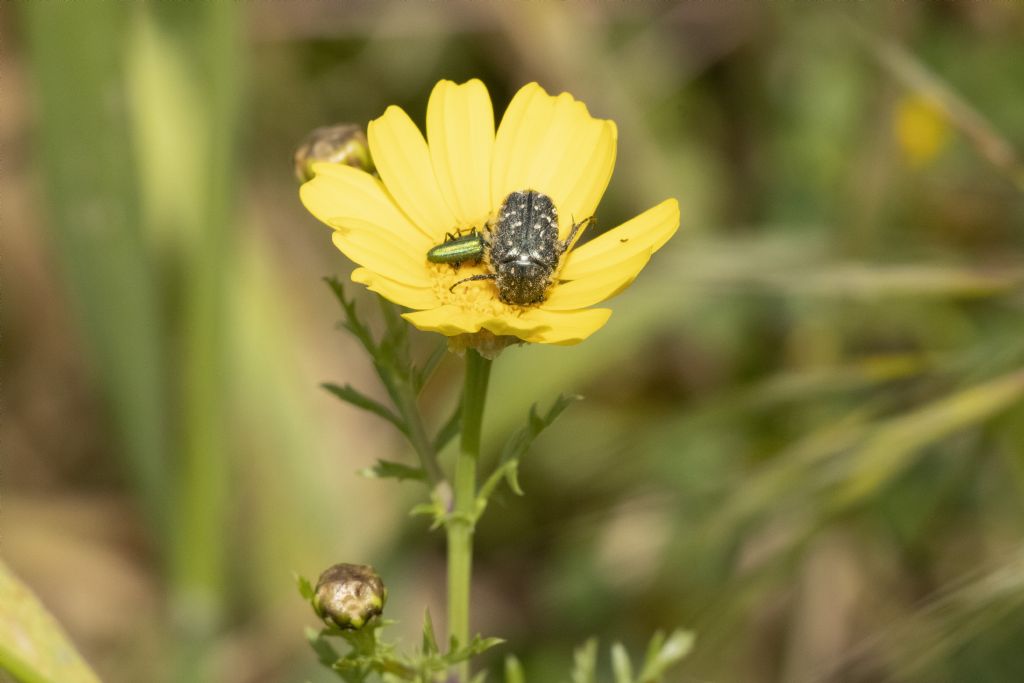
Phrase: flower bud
[
  {"left": 294, "top": 124, "right": 373, "bottom": 182},
  {"left": 313, "top": 563, "right": 387, "bottom": 630}
]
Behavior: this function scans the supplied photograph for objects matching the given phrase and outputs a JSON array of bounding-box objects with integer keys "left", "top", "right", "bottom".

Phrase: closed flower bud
[
  {"left": 294, "top": 124, "right": 372, "bottom": 182},
  {"left": 313, "top": 563, "right": 387, "bottom": 630}
]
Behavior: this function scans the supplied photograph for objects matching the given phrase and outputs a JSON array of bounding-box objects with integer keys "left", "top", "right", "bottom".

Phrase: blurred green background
[{"left": 4, "top": 2, "right": 1024, "bottom": 682}]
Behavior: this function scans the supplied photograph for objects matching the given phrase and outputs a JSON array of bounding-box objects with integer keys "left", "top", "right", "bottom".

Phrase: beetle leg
[
  {"left": 562, "top": 215, "right": 595, "bottom": 253},
  {"left": 449, "top": 273, "right": 496, "bottom": 292}
]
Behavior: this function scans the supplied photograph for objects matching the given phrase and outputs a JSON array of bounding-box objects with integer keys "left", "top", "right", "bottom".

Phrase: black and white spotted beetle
[{"left": 429, "top": 190, "right": 593, "bottom": 306}]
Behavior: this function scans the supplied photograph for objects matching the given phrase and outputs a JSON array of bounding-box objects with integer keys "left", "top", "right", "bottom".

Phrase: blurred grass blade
[
  {"left": 836, "top": 369, "right": 1024, "bottom": 505},
  {"left": 22, "top": 0, "right": 170, "bottom": 539},
  {"left": 125, "top": 3, "right": 243, "bottom": 680},
  {"left": 0, "top": 560, "right": 101, "bottom": 683}
]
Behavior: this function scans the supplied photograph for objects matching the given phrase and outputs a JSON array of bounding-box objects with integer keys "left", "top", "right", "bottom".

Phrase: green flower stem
[{"left": 448, "top": 349, "right": 492, "bottom": 681}]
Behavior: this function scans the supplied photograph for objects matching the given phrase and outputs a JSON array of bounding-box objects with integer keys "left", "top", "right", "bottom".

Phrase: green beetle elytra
[{"left": 426, "top": 229, "right": 486, "bottom": 267}]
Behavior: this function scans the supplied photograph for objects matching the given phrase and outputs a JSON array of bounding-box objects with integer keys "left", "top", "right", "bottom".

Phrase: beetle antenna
[{"left": 449, "top": 273, "right": 496, "bottom": 292}]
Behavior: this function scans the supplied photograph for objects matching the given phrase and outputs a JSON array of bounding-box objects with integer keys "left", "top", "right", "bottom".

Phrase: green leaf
[
  {"left": 504, "top": 655, "right": 525, "bottom": 683},
  {"left": 469, "top": 671, "right": 489, "bottom": 683},
  {"left": 636, "top": 630, "right": 695, "bottom": 683},
  {"left": 422, "top": 609, "right": 440, "bottom": 655},
  {"left": 360, "top": 459, "right": 427, "bottom": 483},
  {"left": 377, "top": 301, "right": 412, "bottom": 380},
  {"left": 409, "top": 486, "right": 450, "bottom": 530},
  {"left": 295, "top": 573, "right": 315, "bottom": 601},
  {"left": 325, "top": 277, "right": 379, "bottom": 355},
  {"left": 504, "top": 394, "right": 581, "bottom": 463},
  {"left": 486, "top": 394, "right": 581, "bottom": 499},
  {"left": 571, "top": 639, "right": 598, "bottom": 683},
  {"left": 610, "top": 643, "right": 633, "bottom": 683},
  {"left": 0, "top": 560, "right": 102, "bottom": 683},
  {"left": 323, "top": 383, "right": 407, "bottom": 435},
  {"left": 445, "top": 634, "right": 505, "bottom": 665},
  {"left": 475, "top": 461, "right": 523, "bottom": 522},
  {"left": 305, "top": 627, "right": 343, "bottom": 670}
]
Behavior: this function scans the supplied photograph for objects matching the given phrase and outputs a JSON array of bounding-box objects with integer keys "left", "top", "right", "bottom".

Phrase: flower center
[{"left": 428, "top": 261, "right": 530, "bottom": 319}]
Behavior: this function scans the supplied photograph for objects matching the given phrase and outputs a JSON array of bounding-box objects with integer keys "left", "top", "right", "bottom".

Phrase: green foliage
[
  {"left": 570, "top": 640, "right": 598, "bottom": 683},
  {"left": 20, "top": 3, "right": 1024, "bottom": 682},
  {"left": 565, "top": 633, "right": 693, "bottom": 683},
  {"left": 409, "top": 394, "right": 582, "bottom": 530},
  {"left": 480, "top": 394, "right": 582, "bottom": 503},
  {"left": 0, "top": 560, "right": 101, "bottom": 683},
  {"left": 323, "top": 277, "right": 447, "bottom": 484},
  {"left": 299, "top": 600, "right": 503, "bottom": 683},
  {"left": 360, "top": 460, "right": 428, "bottom": 483},
  {"left": 323, "top": 383, "right": 408, "bottom": 436}
]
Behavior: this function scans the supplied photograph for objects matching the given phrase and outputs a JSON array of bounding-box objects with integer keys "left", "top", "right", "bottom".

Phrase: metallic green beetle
[{"left": 426, "top": 229, "right": 486, "bottom": 268}]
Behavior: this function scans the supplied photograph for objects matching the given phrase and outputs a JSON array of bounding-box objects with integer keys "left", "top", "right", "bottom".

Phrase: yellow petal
[
  {"left": 300, "top": 163, "right": 433, "bottom": 245},
  {"left": 560, "top": 199, "right": 679, "bottom": 281},
  {"left": 404, "top": 303, "right": 611, "bottom": 344},
  {"left": 369, "top": 105, "right": 458, "bottom": 239},
  {"left": 542, "top": 250, "right": 651, "bottom": 311},
  {"left": 351, "top": 268, "right": 440, "bottom": 310},
  {"left": 491, "top": 83, "right": 554, "bottom": 207},
  {"left": 515, "top": 308, "right": 613, "bottom": 345},
  {"left": 427, "top": 79, "right": 495, "bottom": 228},
  {"left": 402, "top": 305, "right": 484, "bottom": 336},
  {"left": 492, "top": 83, "right": 616, "bottom": 240},
  {"left": 556, "top": 119, "right": 616, "bottom": 242},
  {"left": 331, "top": 229, "right": 431, "bottom": 288}
]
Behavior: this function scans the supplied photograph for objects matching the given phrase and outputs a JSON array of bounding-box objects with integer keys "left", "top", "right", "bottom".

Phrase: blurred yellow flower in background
[
  {"left": 301, "top": 79, "right": 679, "bottom": 346},
  {"left": 894, "top": 94, "right": 951, "bottom": 167}
]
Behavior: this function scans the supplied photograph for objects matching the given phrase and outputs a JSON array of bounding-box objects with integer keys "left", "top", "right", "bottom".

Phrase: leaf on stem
[
  {"left": 296, "top": 573, "right": 315, "bottom": 601},
  {"left": 360, "top": 459, "right": 427, "bottom": 482},
  {"left": 305, "top": 627, "right": 345, "bottom": 672},
  {"left": 410, "top": 485, "right": 451, "bottom": 530},
  {"left": 501, "top": 394, "right": 581, "bottom": 467},
  {"left": 446, "top": 634, "right": 505, "bottom": 663},
  {"left": 478, "top": 394, "right": 582, "bottom": 507},
  {"left": 325, "top": 276, "right": 376, "bottom": 354},
  {"left": 422, "top": 609, "right": 440, "bottom": 655},
  {"left": 322, "top": 382, "right": 408, "bottom": 435},
  {"left": 377, "top": 297, "right": 412, "bottom": 379}
]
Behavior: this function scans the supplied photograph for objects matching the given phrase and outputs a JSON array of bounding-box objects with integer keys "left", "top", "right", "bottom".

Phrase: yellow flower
[
  {"left": 300, "top": 79, "right": 679, "bottom": 346},
  {"left": 894, "top": 94, "right": 950, "bottom": 167}
]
